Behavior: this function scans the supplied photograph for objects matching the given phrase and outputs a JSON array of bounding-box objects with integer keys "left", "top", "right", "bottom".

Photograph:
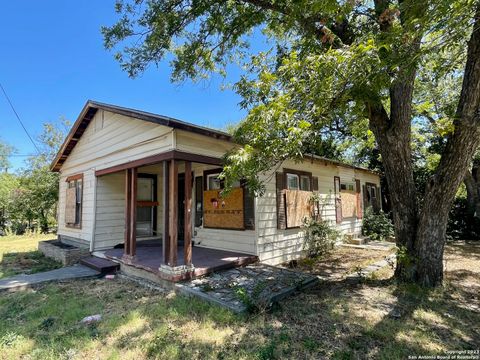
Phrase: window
[
  {"left": 65, "top": 175, "right": 83, "bottom": 227},
  {"left": 300, "top": 175, "right": 311, "bottom": 191},
  {"left": 287, "top": 173, "right": 299, "bottom": 190},
  {"left": 286, "top": 171, "right": 312, "bottom": 191},
  {"left": 206, "top": 173, "right": 240, "bottom": 190},
  {"left": 207, "top": 174, "right": 222, "bottom": 190},
  {"left": 341, "top": 182, "right": 354, "bottom": 191}
]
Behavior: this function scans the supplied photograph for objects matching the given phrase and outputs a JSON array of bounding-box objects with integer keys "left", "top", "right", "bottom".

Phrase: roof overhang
[{"left": 50, "top": 100, "right": 232, "bottom": 172}]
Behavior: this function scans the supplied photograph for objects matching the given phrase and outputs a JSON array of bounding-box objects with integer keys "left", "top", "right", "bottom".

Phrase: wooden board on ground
[
  {"left": 203, "top": 187, "right": 244, "bottom": 229},
  {"left": 285, "top": 190, "right": 312, "bottom": 228}
]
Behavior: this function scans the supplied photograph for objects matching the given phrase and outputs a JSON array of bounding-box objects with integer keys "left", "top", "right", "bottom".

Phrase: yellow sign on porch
[{"left": 203, "top": 187, "right": 244, "bottom": 229}]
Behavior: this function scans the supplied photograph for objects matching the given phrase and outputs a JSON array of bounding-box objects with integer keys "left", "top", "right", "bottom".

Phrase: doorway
[{"left": 136, "top": 174, "right": 158, "bottom": 238}]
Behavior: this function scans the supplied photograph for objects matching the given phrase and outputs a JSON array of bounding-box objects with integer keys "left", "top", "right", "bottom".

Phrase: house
[{"left": 50, "top": 101, "right": 382, "bottom": 281}]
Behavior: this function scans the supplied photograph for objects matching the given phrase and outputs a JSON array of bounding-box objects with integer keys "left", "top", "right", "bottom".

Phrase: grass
[
  {"left": 0, "top": 237, "right": 478, "bottom": 359},
  {"left": 0, "top": 233, "right": 61, "bottom": 278}
]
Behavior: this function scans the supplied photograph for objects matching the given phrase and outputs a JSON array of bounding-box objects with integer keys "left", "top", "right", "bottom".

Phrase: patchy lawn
[
  {"left": 0, "top": 241, "right": 478, "bottom": 359},
  {"left": 295, "top": 245, "right": 395, "bottom": 279},
  {"left": 0, "top": 233, "right": 61, "bottom": 278}
]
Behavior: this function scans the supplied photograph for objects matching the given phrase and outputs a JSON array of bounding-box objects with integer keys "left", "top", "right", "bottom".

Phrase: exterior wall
[
  {"left": 256, "top": 159, "right": 381, "bottom": 265},
  {"left": 57, "top": 169, "right": 95, "bottom": 248},
  {"left": 57, "top": 110, "right": 175, "bottom": 245},
  {"left": 191, "top": 163, "right": 256, "bottom": 254},
  {"left": 175, "top": 129, "right": 234, "bottom": 158},
  {"left": 93, "top": 172, "right": 125, "bottom": 250}
]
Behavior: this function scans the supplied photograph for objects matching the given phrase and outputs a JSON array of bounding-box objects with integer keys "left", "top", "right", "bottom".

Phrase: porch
[
  {"left": 103, "top": 241, "right": 257, "bottom": 281},
  {"left": 93, "top": 150, "right": 256, "bottom": 281}
]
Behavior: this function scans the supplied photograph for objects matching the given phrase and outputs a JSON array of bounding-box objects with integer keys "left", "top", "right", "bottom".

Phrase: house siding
[
  {"left": 57, "top": 109, "right": 174, "bottom": 245},
  {"left": 255, "top": 159, "right": 381, "bottom": 265}
]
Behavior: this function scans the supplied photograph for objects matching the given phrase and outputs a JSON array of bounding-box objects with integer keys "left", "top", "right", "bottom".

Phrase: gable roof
[{"left": 50, "top": 100, "right": 232, "bottom": 171}]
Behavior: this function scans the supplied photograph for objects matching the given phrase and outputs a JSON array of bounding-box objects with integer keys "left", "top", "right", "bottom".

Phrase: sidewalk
[{"left": 0, "top": 264, "right": 100, "bottom": 291}]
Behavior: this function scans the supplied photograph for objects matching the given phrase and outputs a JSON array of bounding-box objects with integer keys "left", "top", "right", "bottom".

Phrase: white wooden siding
[
  {"left": 57, "top": 109, "right": 174, "bottom": 244},
  {"left": 60, "top": 110, "right": 175, "bottom": 174},
  {"left": 57, "top": 169, "right": 95, "bottom": 248},
  {"left": 93, "top": 172, "right": 125, "bottom": 250},
  {"left": 255, "top": 159, "right": 381, "bottom": 265}
]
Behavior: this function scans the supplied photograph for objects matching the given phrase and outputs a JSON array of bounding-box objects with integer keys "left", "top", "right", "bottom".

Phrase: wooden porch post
[
  {"left": 124, "top": 168, "right": 137, "bottom": 258},
  {"left": 162, "top": 161, "right": 170, "bottom": 264},
  {"left": 167, "top": 159, "right": 178, "bottom": 266},
  {"left": 129, "top": 167, "right": 137, "bottom": 257},
  {"left": 124, "top": 169, "right": 132, "bottom": 256},
  {"left": 184, "top": 161, "right": 192, "bottom": 266}
]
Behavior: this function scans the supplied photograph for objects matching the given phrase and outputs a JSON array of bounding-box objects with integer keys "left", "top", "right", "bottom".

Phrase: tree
[
  {"left": 103, "top": 0, "right": 480, "bottom": 286},
  {"left": 0, "top": 139, "right": 14, "bottom": 173}
]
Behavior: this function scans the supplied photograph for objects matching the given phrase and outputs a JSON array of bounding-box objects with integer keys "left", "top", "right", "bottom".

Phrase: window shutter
[
  {"left": 355, "top": 179, "right": 362, "bottom": 219},
  {"left": 375, "top": 185, "right": 381, "bottom": 212},
  {"left": 362, "top": 184, "right": 368, "bottom": 212},
  {"left": 312, "top": 176, "right": 319, "bottom": 191},
  {"left": 243, "top": 186, "right": 255, "bottom": 230},
  {"left": 334, "top": 176, "right": 342, "bottom": 224},
  {"left": 65, "top": 185, "right": 77, "bottom": 224},
  {"left": 276, "top": 172, "right": 287, "bottom": 230}
]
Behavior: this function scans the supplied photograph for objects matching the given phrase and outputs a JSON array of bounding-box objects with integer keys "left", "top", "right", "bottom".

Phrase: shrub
[
  {"left": 302, "top": 217, "right": 340, "bottom": 258},
  {"left": 447, "top": 197, "right": 480, "bottom": 240},
  {"left": 362, "top": 207, "right": 395, "bottom": 241}
]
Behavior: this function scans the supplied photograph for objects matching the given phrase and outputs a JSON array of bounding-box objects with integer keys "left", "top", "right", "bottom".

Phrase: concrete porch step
[{"left": 80, "top": 256, "right": 120, "bottom": 274}]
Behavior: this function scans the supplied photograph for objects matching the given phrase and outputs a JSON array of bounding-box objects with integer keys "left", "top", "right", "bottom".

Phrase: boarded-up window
[
  {"left": 65, "top": 174, "right": 83, "bottom": 227},
  {"left": 285, "top": 190, "right": 312, "bottom": 228},
  {"left": 341, "top": 189, "right": 357, "bottom": 218},
  {"left": 277, "top": 169, "right": 314, "bottom": 229},
  {"left": 203, "top": 188, "right": 244, "bottom": 229}
]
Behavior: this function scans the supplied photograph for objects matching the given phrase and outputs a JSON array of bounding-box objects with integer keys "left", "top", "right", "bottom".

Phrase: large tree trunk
[
  {"left": 415, "top": 5, "right": 480, "bottom": 286},
  {"left": 368, "top": 3, "right": 480, "bottom": 287}
]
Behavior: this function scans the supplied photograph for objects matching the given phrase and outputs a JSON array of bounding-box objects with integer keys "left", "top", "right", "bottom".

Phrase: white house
[{"left": 51, "top": 101, "right": 382, "bottom": 281}]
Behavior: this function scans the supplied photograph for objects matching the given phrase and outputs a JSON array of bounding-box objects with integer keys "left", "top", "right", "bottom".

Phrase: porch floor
[{"left": 103, "top": 244, "right": 258, "bottom": 279}]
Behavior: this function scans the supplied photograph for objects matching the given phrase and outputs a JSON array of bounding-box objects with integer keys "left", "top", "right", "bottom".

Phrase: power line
[{"left": 0, "top": 82, "right": 41, "bottom": 154}]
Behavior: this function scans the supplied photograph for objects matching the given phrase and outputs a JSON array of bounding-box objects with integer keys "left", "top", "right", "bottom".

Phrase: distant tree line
[{"left": 0, "top": 120, "right": 68, "bottom": 234}]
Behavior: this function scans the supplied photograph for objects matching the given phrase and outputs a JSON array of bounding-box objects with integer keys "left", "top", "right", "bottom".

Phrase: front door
[{"left": 136, "top": 175, "right": 157, "bottom": 237}]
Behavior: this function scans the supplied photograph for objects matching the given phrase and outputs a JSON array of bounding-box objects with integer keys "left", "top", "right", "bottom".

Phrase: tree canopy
[{"left": 103, "top": 0, "right": 480, "bottom": 286}]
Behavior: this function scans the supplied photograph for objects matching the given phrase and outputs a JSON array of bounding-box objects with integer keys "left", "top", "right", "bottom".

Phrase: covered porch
[{"left": 94, "top": 150, "right": 257, "bottom": 281}]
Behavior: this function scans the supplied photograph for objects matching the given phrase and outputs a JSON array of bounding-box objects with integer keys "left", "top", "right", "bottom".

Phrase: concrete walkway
[{"left": 0, "top": 264, "right": 100, "bottom": 291}]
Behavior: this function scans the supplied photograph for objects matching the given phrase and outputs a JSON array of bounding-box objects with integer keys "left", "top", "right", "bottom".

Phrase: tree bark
[
  {"left": 414, "top": 5, "right": 480, "bottom": 286},
  {"left": 465, "top": 165, "right": 480, "bottom": 218}
]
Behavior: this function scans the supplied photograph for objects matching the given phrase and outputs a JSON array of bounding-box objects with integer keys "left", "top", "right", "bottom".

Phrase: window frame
[
  {"left": 283, "top": 168, "right": 312, "bottom": 192},
  {"left": 65, "top": 174, "right": 83, "bottom": 229}
]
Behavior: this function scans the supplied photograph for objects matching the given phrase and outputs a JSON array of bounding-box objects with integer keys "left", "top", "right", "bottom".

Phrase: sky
[{"left": 0, "top": 1, "right": 256, "bottom": 171}]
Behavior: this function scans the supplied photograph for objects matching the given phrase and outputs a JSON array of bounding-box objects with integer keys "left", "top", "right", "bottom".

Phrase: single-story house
[{"left": 51, "top": 101, "right": 382, "bottom": 281}]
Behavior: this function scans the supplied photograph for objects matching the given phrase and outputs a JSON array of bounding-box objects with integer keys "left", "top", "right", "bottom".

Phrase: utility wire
[{"left": 0, "top": 82, "right": 41, "bottom": 154}]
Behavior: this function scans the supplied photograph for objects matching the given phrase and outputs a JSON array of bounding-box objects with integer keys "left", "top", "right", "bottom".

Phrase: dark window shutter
[
  {"left": 276, "top": 172, "right": 286, "bottom": 230},
  {"left": 195, "top": 176, "right": 203, "bottom": 227},
  {"left": 312, "top": 176, "right": 319, "bottom": 191},
  {"left": 362, "top": 184, "right": 368, "bottom": 212},
  {"left": 334, "top": 176, "right": 342, "bottom": 224},
  {"left": 355, "top": 179, "right": 362, "bottom": 219},
  {"left": 243, "top": 186, "right": 255, "bottom": 230},
  {"left": 375, "top": 186, "right": 381, "bottom": 212}
]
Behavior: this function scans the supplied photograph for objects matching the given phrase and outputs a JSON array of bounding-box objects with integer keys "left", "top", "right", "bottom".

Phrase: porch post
[
  {"left": 124, "top": 167, "right": 137, "bottom": 259},
  {"left": 162, "top": 160, "right": 170, "bottom": 263},
  {"left": 124, "top": 169, "right": 132, "bottom": 256},
  {"left": 167, "top": 159, "right": 178, "bottom": 266},
  {"left": 129, "top": 167, "right": 137, "bottom": 257},
  {"left": 184, "top": 161, "right": 192, "bottom": 266}
]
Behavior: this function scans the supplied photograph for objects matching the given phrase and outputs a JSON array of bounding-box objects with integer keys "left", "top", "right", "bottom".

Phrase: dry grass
[
  {"left": 0, "top": 239, "right": 478, "bottom": 359},
  {"left": 295, "top": 245, "right": 395, "bottom": 279},
  {"left": 0, "top": 233, "right": 60, "bottom": 278}
]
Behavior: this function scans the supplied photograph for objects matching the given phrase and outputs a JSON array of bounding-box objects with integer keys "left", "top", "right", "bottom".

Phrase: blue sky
[{"left": 0, "top": 1, "right": 255, "bottom": 170}]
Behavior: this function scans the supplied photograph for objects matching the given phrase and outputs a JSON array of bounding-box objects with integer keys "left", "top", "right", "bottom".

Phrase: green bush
[
  {"left": 302, "top": 217, "right": 340, "bottom": 258},
  {"left": 362, "top": 207, "right": 395, "bottom": 241}
]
